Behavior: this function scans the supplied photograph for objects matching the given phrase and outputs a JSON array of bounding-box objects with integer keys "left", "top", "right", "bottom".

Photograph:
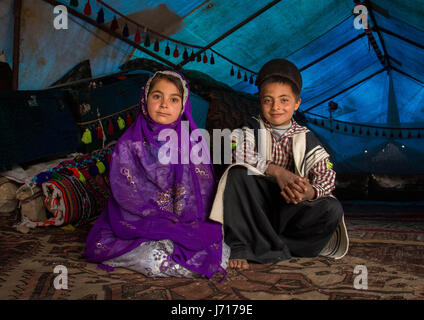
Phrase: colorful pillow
[{"left": 28, "top": 145, "right": 114, "bottom": 227}]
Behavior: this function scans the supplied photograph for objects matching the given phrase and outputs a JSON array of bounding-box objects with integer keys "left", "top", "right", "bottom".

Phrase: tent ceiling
[{"left": 1, "top": 0, "right": 423, "bottom": 127}]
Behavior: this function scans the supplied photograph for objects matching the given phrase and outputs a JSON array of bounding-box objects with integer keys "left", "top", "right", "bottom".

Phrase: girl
[{"left": 83, "top": 70, "right": 229, "bottom": 279}]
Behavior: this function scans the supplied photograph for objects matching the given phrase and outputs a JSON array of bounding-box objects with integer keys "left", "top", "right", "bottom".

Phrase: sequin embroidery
[
  {"left": 121, "top": 168, "right": 138, "bottom": 192},
  {"left": 156, "top": 184, "right": 187, "bottom": 216},
  {"left": 195, "top": 167, "right": 210, "bottom": 178}
]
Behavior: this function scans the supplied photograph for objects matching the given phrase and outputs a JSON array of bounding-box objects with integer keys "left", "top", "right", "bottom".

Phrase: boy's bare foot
[{"left": 228, "top": 259, "right": 249, "bottom": 270}]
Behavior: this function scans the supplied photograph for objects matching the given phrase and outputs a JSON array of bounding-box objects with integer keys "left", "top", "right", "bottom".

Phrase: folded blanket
[{"left": 19, "top": 145, "right": 114, "bottom": 228}]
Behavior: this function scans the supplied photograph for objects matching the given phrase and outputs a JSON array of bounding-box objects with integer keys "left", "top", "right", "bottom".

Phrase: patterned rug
[{"left": 1, "top": 207, "right": 424, "bottom": 300}]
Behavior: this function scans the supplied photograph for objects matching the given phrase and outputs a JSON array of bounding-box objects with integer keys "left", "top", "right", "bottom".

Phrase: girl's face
[
  {"left": 147, "top": 79, "right": 183, "bottom": 125},
  {"left": 260, "top": 82, "right": 301, "bottom": 126}
]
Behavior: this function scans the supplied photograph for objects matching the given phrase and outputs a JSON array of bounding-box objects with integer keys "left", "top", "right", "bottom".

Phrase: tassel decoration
[
  {"left": 81, "top": 128, "right": 92, "bottom": 144},
  {"left": 154, "top": 39, "right": 160, "bottom": 52},
  {"left": 117, "top": 116, "right": 125, "bottom": 130},
  {"left": 96, "top": 161, "right": 106, "bottom": 174},
  {"left": 244, "top": 73, "right": 248, "bottom": 82},
  {"left": 83, "top": 0, "right": 92, "bottom": 15},
  {"left": 196, "top": 53, "right": 201, "bottom": 62},
  {"left": 190, "top": 50, "right": 195, "bottom": 61},
  {"left": 173, "top": 46, "right": 179, "bottom": 58},
  {"left": 97, "top": 123, "right": 104, "bottom": 139},
  {"left": 107, "top": 120, "right": 114, "bottom": 136},
  {"left": 126, "top": 113, "right": 133, "bottom": 126},
  {"left": 144, "top": 33, "right": 151, "bottom": 47},
  {"left": 35, "top": 172, "right": 53, "bottom": 186},
  {"left": 203, "top": 52, "right": 208, "bottom": 63},
  {"left": 96, "top": 8, "right": 105, "bottom": 24},
  {"left": 123, "top": 23, "right": 130, "bottom": 38},
  {"left": 111, "top": 16, "right": 119, "bottom": 32},
  {"left": 230, "top": 66, "right": 235, "bottom": 76},
  {"left": 134, "top": 30, "right": 141, "bottom": 43},
  {"left": 183, "top": 48, "right": 189, "bottom": 60},
  {"left": 165, "top": 43, "right": 170, "bottom": 56},
  {"left": 210, "top": 53, "right": 215, "bottom": 65},
  {"left": 237, "top": 70, "right": 241, "bottom": 79}
]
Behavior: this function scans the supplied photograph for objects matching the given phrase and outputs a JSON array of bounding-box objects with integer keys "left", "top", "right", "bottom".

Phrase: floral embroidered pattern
[
  {"left": 156, "top": 184, "right": 187, "bottom": 216},
  {"left": 103, "top": 240, "right": 230, "bottom": 278},
  {"left": 121, "top": 168, "right": 138, "bottom": 192},
  {"left": 195, "top": 167, "right": 210, "bottom": 178}
]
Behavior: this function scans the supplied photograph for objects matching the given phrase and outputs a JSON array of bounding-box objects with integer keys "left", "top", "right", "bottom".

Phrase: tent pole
[
  {"left": 175, "top": 0, "right": 282, "bottom": 69},
  {"left": 300, "top": 33, "right": 367, "bottom": 72},
  {"left": 391, "top": 67, "right": 424, "bottom": 85},
  {"left": 377, "top": 27, "right": 424, "bottom": 51},
  {"left": 181, "top": 0, "right": 211, "bottom": 20},
  {"left": 12, "top": 0, "right": 22, "bottom": 91},
  {"left": 302, "top": 68, "right": 385, "bottom": 113},
  {"left": 364, "top": 0, "right": 391, "bottom": 69}
]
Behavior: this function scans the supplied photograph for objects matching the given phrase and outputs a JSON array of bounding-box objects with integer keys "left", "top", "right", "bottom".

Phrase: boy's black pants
[{"left": 223, "top": 166, "right": 343, "bottom": 263}]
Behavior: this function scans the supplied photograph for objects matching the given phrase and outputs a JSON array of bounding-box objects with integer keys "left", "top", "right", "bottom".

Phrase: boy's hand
[
  {"left": 281, "top": 178, "right": 316, "bottom": 204},
  {"left": 266, "top": 164, "right": 306, "bottom": 198}
]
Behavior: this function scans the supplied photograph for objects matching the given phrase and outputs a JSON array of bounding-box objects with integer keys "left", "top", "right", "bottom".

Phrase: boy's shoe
[{"left": 319, "top": 216, "right": 349, "bottom": 259}]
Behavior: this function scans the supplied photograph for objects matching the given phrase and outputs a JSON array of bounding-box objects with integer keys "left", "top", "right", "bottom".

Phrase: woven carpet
[{"left": 1, "top": 204, "right": 424, "bottom": 300}]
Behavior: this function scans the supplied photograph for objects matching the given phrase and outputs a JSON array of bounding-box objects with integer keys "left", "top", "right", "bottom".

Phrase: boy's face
[{"left": 260, "top": 82, "right": 301, "bottom": 126}]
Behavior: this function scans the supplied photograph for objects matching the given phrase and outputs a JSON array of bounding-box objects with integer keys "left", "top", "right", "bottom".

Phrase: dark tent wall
[{"left": 0, "top": 0, "right": 13, "bottom": 67}]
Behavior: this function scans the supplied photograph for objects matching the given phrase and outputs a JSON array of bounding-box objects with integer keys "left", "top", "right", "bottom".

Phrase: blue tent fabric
[
  {"left": 309, "top": 71, "right": 390, "bottom": 124},
  {"left": 372, "top": 0, "right": 424, "bottom": 31},
  {"left": 0, "top": 0, "right": 423, "bottom": 173},
  {"left": 392, "top": 71, "right": 424, "bottom": 124}
]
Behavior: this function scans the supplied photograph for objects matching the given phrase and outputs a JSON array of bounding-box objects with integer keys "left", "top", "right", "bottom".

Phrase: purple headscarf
[{"left": 83, "top": 70, "right": 224, "bottom": 279}]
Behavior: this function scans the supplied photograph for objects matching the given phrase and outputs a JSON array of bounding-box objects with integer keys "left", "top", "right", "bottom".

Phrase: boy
[{"left": 209, "top": 59, "right": 348, "bottom": 270}]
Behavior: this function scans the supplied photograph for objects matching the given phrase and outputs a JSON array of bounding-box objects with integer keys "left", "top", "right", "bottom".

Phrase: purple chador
[{"left": 83, "top": 70, "right": 228, "bottom": 279}]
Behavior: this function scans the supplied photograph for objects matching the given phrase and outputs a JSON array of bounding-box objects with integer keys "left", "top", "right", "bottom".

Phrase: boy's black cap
[{"left": 255, "top": 59, "right": 302, "bottom": 92}]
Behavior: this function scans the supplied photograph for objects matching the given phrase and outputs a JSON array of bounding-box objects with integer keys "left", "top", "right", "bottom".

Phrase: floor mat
[{"left": 1, "top": 209, "right": 424, "bottom": 300}]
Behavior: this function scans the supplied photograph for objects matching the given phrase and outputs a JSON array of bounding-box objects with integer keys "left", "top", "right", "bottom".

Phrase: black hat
[{"left": 255, "top": 59, "right": 302, "bottom": 92}]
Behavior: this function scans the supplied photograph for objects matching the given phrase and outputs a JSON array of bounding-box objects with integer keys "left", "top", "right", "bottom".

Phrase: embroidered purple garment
[{"left": 83, "top": 71, "right": 223, "bottom": 279}]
